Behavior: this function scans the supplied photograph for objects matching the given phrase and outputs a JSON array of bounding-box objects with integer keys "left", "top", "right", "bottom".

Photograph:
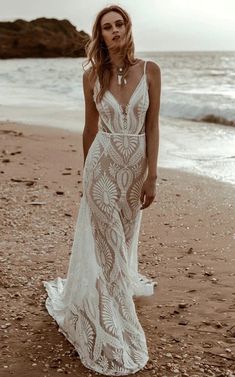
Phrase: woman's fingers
[
  {"left": 140, "top": 189, "right": 145, "bottom": 204},
  {"left": 140, "top": 194, "right": 155, "bottom": 210}
]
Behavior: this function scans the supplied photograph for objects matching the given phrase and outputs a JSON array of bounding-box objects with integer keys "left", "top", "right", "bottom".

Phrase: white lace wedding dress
[{"left": 43, "top": 60, "right": 157, "bottom": 376}]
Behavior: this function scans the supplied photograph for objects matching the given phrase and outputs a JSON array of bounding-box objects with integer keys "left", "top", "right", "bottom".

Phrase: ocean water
[
  {"left": 1, "top": 51, "right": 234, "bottom": 124},
  {"left": 0, "top": 51, "right": 235, "bottom": 184}
]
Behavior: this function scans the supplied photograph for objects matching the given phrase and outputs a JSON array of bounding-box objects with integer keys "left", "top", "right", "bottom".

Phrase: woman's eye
[{"left": 103, "top": 22, "right": 124, "bottom": 30}]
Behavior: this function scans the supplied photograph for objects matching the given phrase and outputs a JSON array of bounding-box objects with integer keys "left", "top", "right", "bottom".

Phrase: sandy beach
[{"left": 0, "top": 121, "right": 235, "bottom": 377}]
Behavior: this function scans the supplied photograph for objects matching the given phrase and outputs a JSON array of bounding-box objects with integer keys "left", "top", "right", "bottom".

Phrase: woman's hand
[{"left": 140, "top": 176, "right": 157, "bottom": 210}]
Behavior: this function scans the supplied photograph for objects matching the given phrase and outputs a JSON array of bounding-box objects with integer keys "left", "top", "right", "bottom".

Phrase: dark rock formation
[{"left": 0, "top": 18, "right": 90, "bottom": 58}]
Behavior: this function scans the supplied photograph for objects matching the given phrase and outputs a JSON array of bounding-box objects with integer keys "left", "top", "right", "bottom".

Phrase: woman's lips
[{"left": 112, "top": 36, "right": 120, "bottom": 40}]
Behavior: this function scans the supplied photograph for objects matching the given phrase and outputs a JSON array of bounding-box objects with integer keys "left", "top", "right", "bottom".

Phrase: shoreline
[
  {"left": 1, "top": 118, "right": 235, "bottom": 187},
  {"left": 0, "top": 121, "right": 235, "bottom": 376}
]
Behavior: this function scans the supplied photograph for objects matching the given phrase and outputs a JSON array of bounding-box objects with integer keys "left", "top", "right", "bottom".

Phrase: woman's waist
[
  {"left": 97, "top": 116, "right": 146, "bottom": 136},
  {"left": 97, "top": 129, "right": 146, "bottom": 137}
]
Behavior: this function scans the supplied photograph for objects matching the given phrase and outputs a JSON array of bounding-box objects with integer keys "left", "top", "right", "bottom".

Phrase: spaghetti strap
[{"left": 144, "top": 60, "right": 147, "bottom": 75}]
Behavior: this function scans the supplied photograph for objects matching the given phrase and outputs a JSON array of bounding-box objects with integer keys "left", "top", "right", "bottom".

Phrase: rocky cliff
[{"left": 0, "top": 18, "right": 90, "bottom": 58}]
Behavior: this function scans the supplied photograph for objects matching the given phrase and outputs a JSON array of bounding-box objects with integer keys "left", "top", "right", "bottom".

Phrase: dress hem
[{"left": 43, "top": 280, "right": 149, "bottom": 376}]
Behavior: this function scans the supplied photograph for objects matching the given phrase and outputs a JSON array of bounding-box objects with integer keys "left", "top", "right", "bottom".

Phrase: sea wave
[
  {"left": 161, "top": 101, "right": 235, "bottom": 127},
  {"left": 195, "top": 114, "right": 235, "bottom": 127}
]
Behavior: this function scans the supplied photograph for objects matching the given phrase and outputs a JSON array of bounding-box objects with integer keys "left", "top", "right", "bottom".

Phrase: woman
[{"left": 43, "top": 4, "right": 161, "bottom": 376}]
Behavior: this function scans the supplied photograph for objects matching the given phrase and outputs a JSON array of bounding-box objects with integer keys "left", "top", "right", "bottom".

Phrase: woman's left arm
[{"left": 140, "top": 61, "right": 161, "bottom": 210}]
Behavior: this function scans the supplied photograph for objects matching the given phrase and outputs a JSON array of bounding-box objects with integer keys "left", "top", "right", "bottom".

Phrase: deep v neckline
[{"left": 107, "top": 73, "right": 145, "bottom": 110}]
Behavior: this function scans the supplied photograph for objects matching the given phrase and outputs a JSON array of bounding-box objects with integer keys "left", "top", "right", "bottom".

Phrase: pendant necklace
[{"left": 116, "top": 66, "right": 128, "bottom": 86}]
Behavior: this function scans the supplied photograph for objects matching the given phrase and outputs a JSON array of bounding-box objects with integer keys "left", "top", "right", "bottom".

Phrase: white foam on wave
[{"left": 158, "top": 117, "right": 235, "bottom": 185}]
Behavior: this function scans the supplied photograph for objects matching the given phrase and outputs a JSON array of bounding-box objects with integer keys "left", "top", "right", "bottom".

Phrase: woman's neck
[{"left": 109, "top": 53, "right": 125, "bottom": 70}]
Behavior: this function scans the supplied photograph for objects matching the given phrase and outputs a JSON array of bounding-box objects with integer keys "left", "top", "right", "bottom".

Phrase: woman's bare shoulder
[
  {"left": 145, "top": 60, "right": 161, "bottom": 87},
  {"left": 146, "top": 60, "right": 161, "bottom": 75}
]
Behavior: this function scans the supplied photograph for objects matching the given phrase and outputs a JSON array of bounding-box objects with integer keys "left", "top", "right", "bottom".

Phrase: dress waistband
[{"left": 98, "top": 130, "right": 146, "bottom": 137}]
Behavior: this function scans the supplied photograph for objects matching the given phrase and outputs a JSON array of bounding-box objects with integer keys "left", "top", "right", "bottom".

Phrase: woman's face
[{"left": 100, "top": 11, "right": 126, "bottom": 50}]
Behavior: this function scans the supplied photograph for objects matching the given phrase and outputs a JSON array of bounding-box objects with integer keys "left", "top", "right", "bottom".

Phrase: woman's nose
[{"left": 112, "top": 25, "right": 118, "bottom": 32}]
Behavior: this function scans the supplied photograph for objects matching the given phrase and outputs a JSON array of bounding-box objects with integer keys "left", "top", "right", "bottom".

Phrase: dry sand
[{"left": 0, "top": 121, "right": 235, "bottom": 377}]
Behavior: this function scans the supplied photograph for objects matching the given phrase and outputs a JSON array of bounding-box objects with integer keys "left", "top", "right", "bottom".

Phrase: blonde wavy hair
[{"left": 83, "top": 5, "right": 137, "bottom": 103}]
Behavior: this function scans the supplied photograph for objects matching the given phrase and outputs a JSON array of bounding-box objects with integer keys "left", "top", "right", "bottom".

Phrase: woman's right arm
[{"left": 82, "top": 69, "right": 99, "bottom": 166}]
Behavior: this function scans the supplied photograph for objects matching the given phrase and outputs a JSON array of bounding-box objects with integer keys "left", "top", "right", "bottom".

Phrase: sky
[{"left": 0, "top": 0, "right": 235, "bottom": 51}]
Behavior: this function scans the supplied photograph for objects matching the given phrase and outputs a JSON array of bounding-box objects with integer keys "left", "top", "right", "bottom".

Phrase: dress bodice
[{"left": 93, "top": 60, "right": 149, "bottom": 135}]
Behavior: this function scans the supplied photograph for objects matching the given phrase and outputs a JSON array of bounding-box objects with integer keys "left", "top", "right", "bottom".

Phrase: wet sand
[{"left": 0, "top": 121, "right": 235, "bottom": 377}]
